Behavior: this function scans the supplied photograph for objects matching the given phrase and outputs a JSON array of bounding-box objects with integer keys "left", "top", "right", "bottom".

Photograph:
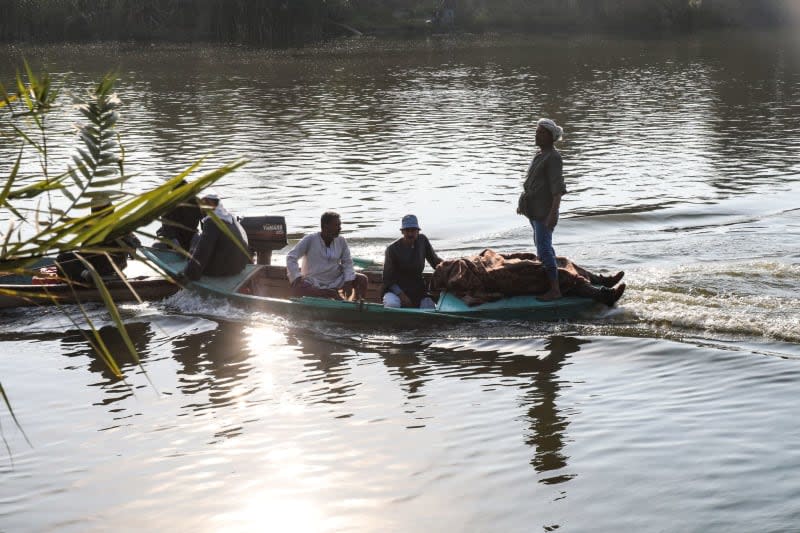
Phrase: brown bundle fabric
[{"left": 432, "top": 249, "right": 624, "bottom": 306}]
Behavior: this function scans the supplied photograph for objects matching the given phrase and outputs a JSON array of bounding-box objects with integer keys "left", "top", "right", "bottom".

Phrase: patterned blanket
[{"left": 431, "top": 249, "right": 589, "bottom": 305}]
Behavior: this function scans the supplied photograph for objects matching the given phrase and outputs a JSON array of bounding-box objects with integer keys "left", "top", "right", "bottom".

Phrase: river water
[{"left": 1, "top": 32, "right": 800, "bottom": 532}]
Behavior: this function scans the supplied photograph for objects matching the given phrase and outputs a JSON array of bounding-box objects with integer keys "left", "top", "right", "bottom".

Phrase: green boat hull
[{"left": 142, "top": 247, "right": 600, "bottom": 325}]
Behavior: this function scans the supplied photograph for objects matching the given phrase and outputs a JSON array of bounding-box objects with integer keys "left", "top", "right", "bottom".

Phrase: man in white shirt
[{"left": 286, "top": 211, "right": 368, "bottom": 300}]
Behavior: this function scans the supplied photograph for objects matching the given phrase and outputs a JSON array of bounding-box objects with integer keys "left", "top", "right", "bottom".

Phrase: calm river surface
[{"left": 2, "top": 32, "right": 800, "bottom": 532}]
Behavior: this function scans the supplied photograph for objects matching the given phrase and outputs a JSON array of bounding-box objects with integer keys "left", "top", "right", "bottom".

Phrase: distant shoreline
[
  {"left": 2, "top": 27, "right": 793, "bottom": 59},
  {"left": 0, "top": 0, "right": 793, "bottom": 49}
]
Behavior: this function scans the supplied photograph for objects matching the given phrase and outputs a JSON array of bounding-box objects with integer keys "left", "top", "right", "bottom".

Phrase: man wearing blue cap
[{"left": 382, "top": 214, "right": 443, "bottom": 308}]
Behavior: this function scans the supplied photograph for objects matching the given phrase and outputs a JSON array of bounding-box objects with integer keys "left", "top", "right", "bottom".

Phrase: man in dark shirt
[
  {"left": 155, "top": 180, "right": 204, "bottom": 251},
  {"left": 55, "top": 196, "right": 141, "bottom": 283},
  {"left": 517, "top": 118, "right": 567, "bottom": 301},
  {"left": 184, "top": 193, "right": 251, "bottom": 280},
  {"left": 382, "top": 214, "right": 443, "bottom": 308}
]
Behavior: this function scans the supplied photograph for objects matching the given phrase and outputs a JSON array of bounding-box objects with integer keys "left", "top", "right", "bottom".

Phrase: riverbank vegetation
[{"left": 0, "top": 0, "right": 795, "bottom": 47}]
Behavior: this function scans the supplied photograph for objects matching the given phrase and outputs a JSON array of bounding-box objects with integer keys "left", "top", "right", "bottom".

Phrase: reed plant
[{"left": 0, "top": 63, "right": 245, "bottom": 440}]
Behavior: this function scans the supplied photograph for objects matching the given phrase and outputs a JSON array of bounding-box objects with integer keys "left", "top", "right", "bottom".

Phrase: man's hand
[
  {"left": 291, "top": 276, "right": 304, "bottom": 288},
  {"left": 399, "top": 292, "right": 413, "bottom": 307},
  {"left": 342, "top": 280, "right": 354, "bottom": 299},
  {"left": 546, "top": 212, "right": 558, "bottom": 231}
]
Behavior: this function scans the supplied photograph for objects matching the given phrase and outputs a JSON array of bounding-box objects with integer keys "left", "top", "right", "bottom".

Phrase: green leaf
[
  {"left": 92, "top": 167, "right": 118, "bottom": 178},
  {"left": 0, "top": 382, "right": 32, "bottom": 447},
  {"left": 0, "top": 147, "right": 23, "bottom": 207},
  {"left": 67, "top": 167, "right": 85, "bottom": 190},
  {"left": 76, "top": 148, "right": 96, "bottom": 170},
  {"left": 11, "top": 125, "right": 41, "bottom": 154},
  {"left": 76, "top": 256, "right": 140, "bottom": 367},
  {"left": 88, "top": 176, "right": 128, "bottom": 188},
  {"left": 72, "top": 156, "right": 93, "bottom": 181},
  {"left": 7, "top": 179, "right": 65, "bottom": 200}
]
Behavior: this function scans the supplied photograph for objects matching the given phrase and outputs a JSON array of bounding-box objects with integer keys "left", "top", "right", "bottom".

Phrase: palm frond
[
  {"left": 60, "top": 73, "right": 124, "bottom": 215},
  {"left": 1, "top": 63, "right": 247, "bottom": 422}
]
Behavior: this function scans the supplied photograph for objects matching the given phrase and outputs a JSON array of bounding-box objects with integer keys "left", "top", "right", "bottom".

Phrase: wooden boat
[
  {"left": 140, "top": 242, "right": 601, "bottom": 325},
  {"left": 0, "top": 258, "right": 179, "bottom": 310}
]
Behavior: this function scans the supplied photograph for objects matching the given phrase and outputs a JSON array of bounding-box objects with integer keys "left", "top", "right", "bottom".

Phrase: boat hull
[
  {"left": 0, "top": 277, "right": 179, "bottom": 309},
  {"left": 141, "top": 247, "right": 600, "bottom": 325}
]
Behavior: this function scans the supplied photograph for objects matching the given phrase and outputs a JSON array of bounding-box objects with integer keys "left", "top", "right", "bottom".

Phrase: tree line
[{"left": 0, "top": 0, "right": 793, "bottom": 47}]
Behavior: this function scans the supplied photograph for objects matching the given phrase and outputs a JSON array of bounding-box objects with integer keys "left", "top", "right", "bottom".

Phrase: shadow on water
[
  {"left": 522, "top": 336, "right": 586, "bottom": 484},
  {"left": 0, "top": 312, "right": 256, "bottom": 417},
  {"left": 287, "top": 321, "right": 589, "bottom": 486},
  {"left": 59, "top": 322, "right": 154, "bottom": 382},
  {"left": 287, "top": 330, "right": 361, "bottom": 407},
  {"left": 170, "top": 321, "right": 254, "bottom": 410},
  {"left": 419, "top": 334, "right": 588, "bottom": 485}
]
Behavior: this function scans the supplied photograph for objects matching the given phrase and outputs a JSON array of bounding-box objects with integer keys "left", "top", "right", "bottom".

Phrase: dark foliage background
[{"left": 0, "top": 0, "right": 793, "bottom": 47}]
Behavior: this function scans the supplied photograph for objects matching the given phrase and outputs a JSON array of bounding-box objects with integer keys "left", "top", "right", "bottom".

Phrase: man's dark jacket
[{"left": 185, "top": 217, "right": 250, "bottom": 280}]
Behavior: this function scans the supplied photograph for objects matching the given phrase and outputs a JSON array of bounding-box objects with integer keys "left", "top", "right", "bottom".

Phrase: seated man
[
  {"left": 184, "top": 192, "right": 251, "bottom": 280},
  {"left": 382, "top": 214, "right": 443, "bottom": 309},
  {"left": 286, "top": 211, "right": 368, "bottom": 300},
  {"left": 55, "top": 195, "right": 141, "bottom": 283},
  {"left": 155, "top": 180, "right": 204, "bottom": 251},
  {"left": 432, "top": 249, "right": 625, "bottom": 307}
]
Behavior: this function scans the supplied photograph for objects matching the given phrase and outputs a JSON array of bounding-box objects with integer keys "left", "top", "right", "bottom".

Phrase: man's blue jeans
[{"left": 530, "top": 217, "right": 558, "bottom": 281}]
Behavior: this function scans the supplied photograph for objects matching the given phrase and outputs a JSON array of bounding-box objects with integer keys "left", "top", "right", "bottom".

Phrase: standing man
[
  {"left": 517, "top": 118, "right": 566, "bottom": 301},
  {"left": 286, "top": 211, "right": 368, "bottom": 300}
]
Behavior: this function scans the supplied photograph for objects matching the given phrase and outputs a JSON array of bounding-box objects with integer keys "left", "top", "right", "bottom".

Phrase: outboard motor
[{"left": 239, "top": 216, "right": 287, "bottom": 265}]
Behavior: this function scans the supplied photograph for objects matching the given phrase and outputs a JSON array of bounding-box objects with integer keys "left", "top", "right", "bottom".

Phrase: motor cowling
[{"left": 239, "top": 216, "right": 288, "bottom": 265}]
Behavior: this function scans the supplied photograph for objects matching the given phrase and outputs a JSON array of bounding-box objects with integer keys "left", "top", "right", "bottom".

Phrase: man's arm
[
  {"left": 547, "top": 194, "right": 562, "bottom": 231},
  {"left": 382, "top": 246, "right": 399, "bottom": 293},
  {"left": 423, "top": 235, "right": 443, "bottom": 268},
  {"left": 340, "top": 238, "right": 356, "bottom": 282},
  {"left": 184, "top": 220, "right": 218, "bottom": 280},
  {"left": 382, "top": 245, "right": 412, "bottom": 306},
  {"left": 286, "top": 234, "right": 310, "bottom": 284},
  {"left": 546, "top": 153, "right": 566, "bottom": 231}
]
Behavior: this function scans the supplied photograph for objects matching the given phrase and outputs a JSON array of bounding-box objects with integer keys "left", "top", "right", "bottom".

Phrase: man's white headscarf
[
  {"left": 538, "top": 118, "right": 564, "bottom": 142},
  {"left": 200, "top": 190, "right": 248, "bottom": 245},
  {"left": 201, "top": 190, "right": 234, "bottom": 224},
  {"left": 212, "top": 202, "right": 235, "bottom": 225}
]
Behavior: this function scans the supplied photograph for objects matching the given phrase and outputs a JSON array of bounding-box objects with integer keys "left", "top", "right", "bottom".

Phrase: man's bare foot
[{"left": 537, "top": 289, "right": 562, "bottom": 302}]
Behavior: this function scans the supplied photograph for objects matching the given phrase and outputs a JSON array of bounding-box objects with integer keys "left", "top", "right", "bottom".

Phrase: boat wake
[
  {"left": 289, "top": 259, "right": 800, "bottom": 357},
  {"left": 578, "top": 260, "right": 800, "bottom": 346}
]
